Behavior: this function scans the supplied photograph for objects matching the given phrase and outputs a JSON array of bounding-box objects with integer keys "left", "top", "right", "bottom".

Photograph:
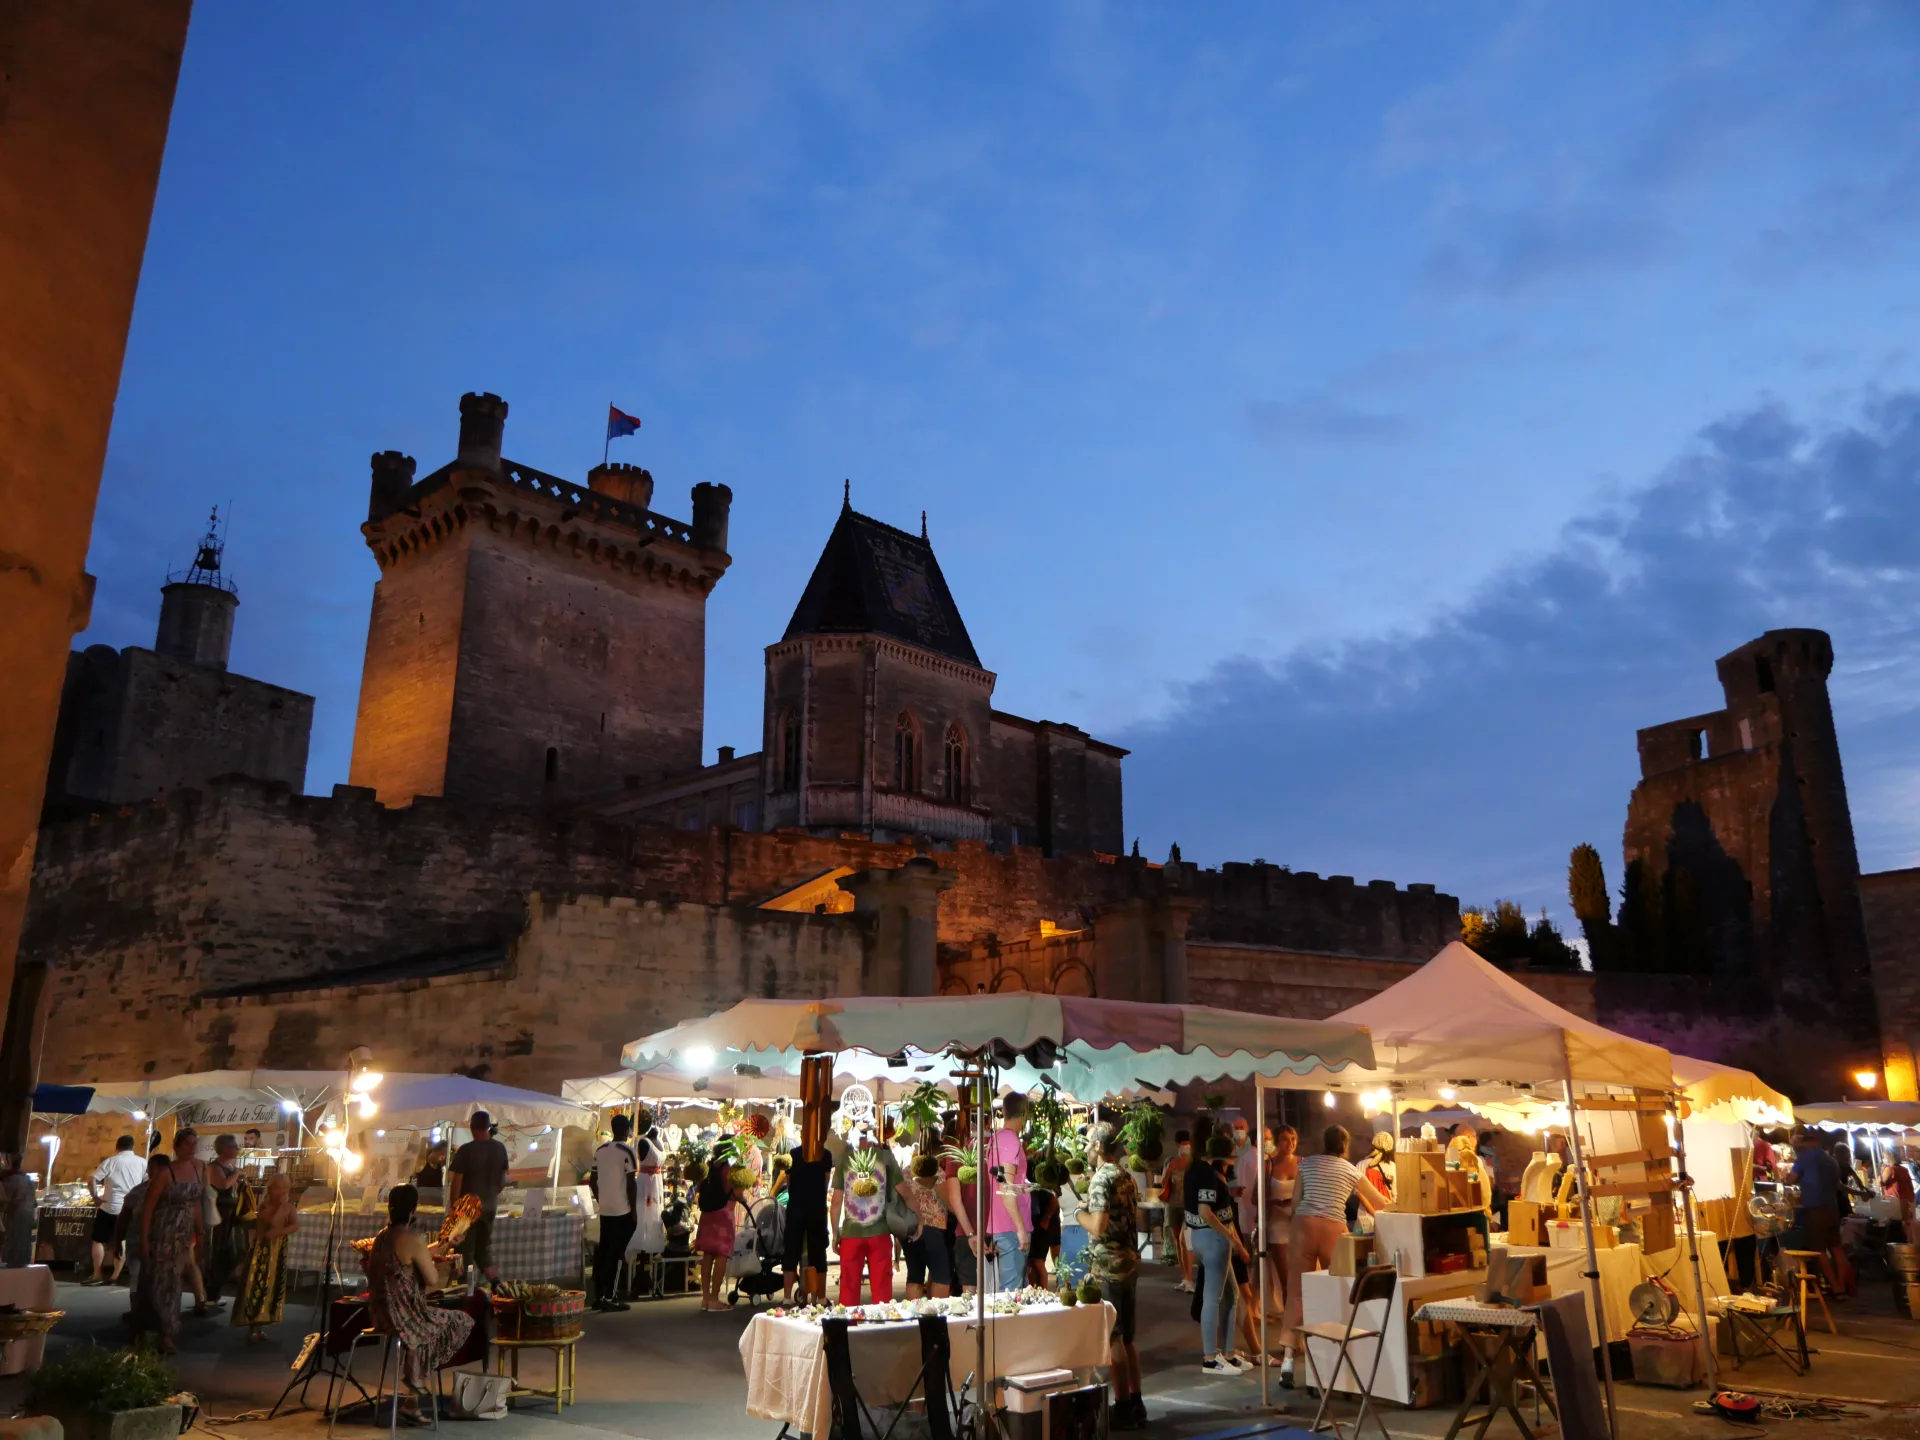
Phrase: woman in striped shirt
[{"left": 1276, "top": 1125, "right": 1390, "bottom": 1389}]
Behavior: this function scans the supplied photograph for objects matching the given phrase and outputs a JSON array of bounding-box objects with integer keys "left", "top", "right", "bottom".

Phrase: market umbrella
[
  {"left": 1796, "top": 1100, "right": 1920, "bottom": 1130},
  {"left": 370, "top": 1076, "right": 593, "bottom": 1131},
  {"left": 1670, "top": 1055, "right": 1793, "bottom": 1126},
  {"left": 621, "top": 993, "right": 1376, "bottom": 1093}
]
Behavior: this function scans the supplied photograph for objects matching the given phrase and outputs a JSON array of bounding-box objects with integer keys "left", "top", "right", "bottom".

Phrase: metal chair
[
  {"left": 329, "top": 1327, "right": 441, "bottom": 1437},
  {"left": 1298, "top": 1263, "right": 1398, "bottom": 1440}
]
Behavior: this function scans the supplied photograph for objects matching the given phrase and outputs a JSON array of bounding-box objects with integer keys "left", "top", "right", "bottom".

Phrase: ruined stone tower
[
  {"left": 347, "top": 393, "right": 732, "bottom": 809},
  {"left": 1624, "top": 628, "right": 1874, "bottom": 1030}
]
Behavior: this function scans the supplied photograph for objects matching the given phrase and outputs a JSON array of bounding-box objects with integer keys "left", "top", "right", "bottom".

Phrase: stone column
[
  {"left": 838, "top": 857, "right": 956, "bottom": 996},
  {"left": 1092, "top": 896, "right": 1202, "bottom": 1003}
]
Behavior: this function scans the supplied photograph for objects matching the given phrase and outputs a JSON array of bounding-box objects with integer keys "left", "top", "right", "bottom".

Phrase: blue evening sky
[{"left": 86, "top": 3, "right": 1920, "bottom": 924}]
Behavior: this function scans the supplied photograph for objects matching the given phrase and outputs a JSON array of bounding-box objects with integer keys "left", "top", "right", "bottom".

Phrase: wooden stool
[
  {"left": 491, "top": 1333, "right": 580, "bottom": 1412},
  {"left": 1779, "top": 1251, "right": 1836, "bottom": 1336}
]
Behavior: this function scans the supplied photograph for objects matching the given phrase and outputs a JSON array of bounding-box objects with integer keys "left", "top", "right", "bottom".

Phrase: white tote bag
[{"left": 449, "top": 1371, "right": 512, "bottom": 1421}]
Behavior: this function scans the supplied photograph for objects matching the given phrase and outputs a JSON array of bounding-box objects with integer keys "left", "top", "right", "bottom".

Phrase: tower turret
[
  {"left": 368, "top": 451, "right": 417, "bottom": 522},
  {"left": 692, "top": 482, "right": 733, "bottom": 554},
  {"left": 155, "top": 508, "right": 238, "bottom": 670},
  {"left": 455, "top": 391, "right": 508, "bottom": 473}
]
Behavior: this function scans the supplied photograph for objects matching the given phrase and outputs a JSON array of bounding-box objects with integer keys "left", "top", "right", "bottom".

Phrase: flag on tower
[{"left": 606, "top": 405, "right": 641, "bottom": 440}]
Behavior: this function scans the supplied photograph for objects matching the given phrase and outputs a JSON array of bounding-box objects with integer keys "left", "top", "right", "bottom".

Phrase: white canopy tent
[
  {"left": 1670, "top": 1055, "right": 1792, "bottom": 1127},
  {"left": 369, "top": 1075, "right": 593, "bottom": 1132},
  {"left": 1798, "top": 1100, "right": 1920, "bottom": 1130},
  {"left": 1261, "top": 942, "right": 1696, "bottom": 1433},
  {"left": 80, "top": 1070, "right": 348, "bottom": 1149},
  {"left": 623, "top": 992, "right": 1376, "bottom": 1417}
]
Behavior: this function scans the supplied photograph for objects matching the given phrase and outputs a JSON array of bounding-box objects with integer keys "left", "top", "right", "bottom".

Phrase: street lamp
[{"left": 1854, "top": 1069, "right": 1880, "bottom": 1092}]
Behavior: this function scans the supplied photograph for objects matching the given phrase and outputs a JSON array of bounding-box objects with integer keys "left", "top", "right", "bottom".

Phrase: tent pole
[
  {"left": 975, "top": 1062, "right": 992, "bottom": 1440},
  {"left": 1562, "top": 1078, "right": 1619, "bottom": 1440},
  {"left": 1670, "top": 1099, "right": 1718, "bottom": 1393},
  {"left": 1257, "top": 1077, "right": 1268, "bottom": 1409}
]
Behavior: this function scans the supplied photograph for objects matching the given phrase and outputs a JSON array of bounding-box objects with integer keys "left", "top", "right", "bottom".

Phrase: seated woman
[{"left": 366, "top": 1185, "right": 474, "bottom": 1425}]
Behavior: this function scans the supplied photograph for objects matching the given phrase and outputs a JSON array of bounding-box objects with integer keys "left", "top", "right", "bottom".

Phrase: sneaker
[
  {"left": 1225, "top": 1354, "right": 1255, "bottom": 1373},
  {"left": 1279, "top": 1358, "right": 1295, "bottom": 1390},
  {"left": 1201, "top": 1357, "right": 1237, "bottom": 1376},
  {"left": 1176, "top": 1280, "right": 1195, "bottom": 1293}
]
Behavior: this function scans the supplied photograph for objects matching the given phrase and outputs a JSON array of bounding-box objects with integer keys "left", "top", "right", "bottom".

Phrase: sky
[{"left": 86, "top": 2, "right": 1920, "bottom": 926}]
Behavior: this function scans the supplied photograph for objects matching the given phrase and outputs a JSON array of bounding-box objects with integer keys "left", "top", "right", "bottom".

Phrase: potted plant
[
  {"left": 1119, "top": 1100, "right": 1164, "bottom": 1181},
  {"left": 896, "top": 1081, "right": 946, "bottom": 1156},
  {"left": 28, "top": 1345, "right": 181, "bottom": 1440}
]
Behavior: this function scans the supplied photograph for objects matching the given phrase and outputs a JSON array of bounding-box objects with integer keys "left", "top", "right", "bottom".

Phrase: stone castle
[{"left": 23, "top": 394, "right": 1477, "bottom": 1117}]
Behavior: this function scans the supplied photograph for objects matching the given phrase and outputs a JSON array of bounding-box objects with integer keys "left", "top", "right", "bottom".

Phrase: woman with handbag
[{"left": 896, "top": 1155, "right": 951, "bottom": 1299}]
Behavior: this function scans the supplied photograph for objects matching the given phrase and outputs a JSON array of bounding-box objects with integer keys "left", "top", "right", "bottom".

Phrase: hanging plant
[
  {"left": 939, "top": 1143, "right": 978, "bottom": 1186},
  {"left": 896, "top": 1082, "right": 947, "bottom": 1154},
  {"left": 845, "top": 1148, "right": 883, "bottom": 1198},
  {"left": 1119, "top": 1100, "right": 1166, "bottom": 1169}
]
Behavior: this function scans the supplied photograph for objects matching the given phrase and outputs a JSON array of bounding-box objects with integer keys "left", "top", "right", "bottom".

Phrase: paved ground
[{"left": 14, "top": 1261, "right": 1920, "bottom": 1440}]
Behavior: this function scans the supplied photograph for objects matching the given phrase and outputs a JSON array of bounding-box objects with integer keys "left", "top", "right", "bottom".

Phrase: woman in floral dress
[
  {"left": 233, "top": 1172, "right": 299, "bottom": 1340},
  {"left": 137, "top": 1129, "right": 208, "bottom": 1354},
  {"left": 367, "top": 1185, "right": 472, "bottom": 1423}
]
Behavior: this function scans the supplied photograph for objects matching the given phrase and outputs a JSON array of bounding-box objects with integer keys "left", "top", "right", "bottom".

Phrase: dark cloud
[
  {"left": 1244, "top": 393, "right": 1410, "bottom": 446},
  {"left": 1120, "top": 390, "right": 1920, "bottom": 917}
]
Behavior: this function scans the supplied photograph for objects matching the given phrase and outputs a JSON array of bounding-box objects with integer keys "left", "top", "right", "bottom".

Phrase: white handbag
[{"left": 449, "top": 1371, "right": 512, "bottom": 1421}]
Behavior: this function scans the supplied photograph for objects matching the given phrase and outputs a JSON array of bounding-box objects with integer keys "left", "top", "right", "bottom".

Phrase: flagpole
[{"left": 603, "top": 403, "right": 611, "bottom": 468}]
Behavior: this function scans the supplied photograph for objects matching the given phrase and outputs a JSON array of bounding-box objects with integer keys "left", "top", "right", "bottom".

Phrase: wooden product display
[
  {"left": 1579, "top": 1091, "right": 1678, "bottom": 1254},
  {"left": 1392, "top": 1147, "right": 1489, "bottom": 1217}
]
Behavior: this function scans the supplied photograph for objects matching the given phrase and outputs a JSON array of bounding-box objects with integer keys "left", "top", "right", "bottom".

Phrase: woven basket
[
  {"left": 0, "top": 1310, "right": 63, "bottom": 1341},
  {"left": 493, "top": 1290, "right": 584, "bottom": 1341}
]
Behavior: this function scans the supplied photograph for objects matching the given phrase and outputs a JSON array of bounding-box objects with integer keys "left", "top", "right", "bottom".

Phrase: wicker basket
[
  {"left": 492, "top": 1290, "right": 584, "bottom": 1341},
  {"left": 0, "top": 1310, "right": 64, "bottom": 1341}
]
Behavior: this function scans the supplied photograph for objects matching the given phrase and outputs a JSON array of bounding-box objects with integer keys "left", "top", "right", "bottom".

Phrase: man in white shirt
[
  {"left": 589, "top": 1115, "right": 643, "bottom": 1311},
  {"left": 88, "top": 1135, "right": 147, "bottom": 1284}
]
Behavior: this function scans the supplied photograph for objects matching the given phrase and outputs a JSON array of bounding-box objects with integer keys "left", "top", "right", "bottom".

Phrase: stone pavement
[{"left": 15, "top": 1263, "right": 1920, "bottom": 1440}]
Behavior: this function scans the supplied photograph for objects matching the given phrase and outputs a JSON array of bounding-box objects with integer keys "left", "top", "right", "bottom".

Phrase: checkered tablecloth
[
  {"left": 1413, "top": 1300, "right": 1538, "bottom": 1329},
  {"left": 286, "top": 1209, "right": 583, "bottom": 1284}
]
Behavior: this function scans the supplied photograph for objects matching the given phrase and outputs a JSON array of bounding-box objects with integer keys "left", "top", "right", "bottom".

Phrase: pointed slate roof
[{"left": 782, "top": 500, "right": 981, "bottom": 666}]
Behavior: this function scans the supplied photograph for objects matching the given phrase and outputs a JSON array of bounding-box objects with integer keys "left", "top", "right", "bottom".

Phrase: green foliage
[
  {"left": 1023, "top": 1079, "right": 1078, "bottom": 1178},
  {"left": 29, "top": 1345, "right": 176, "bottom": 1414},
  {"left": 1568, "top": 844, "right": 1610, "bottom": 927},
  {"left": 1462, "top": 901, "right": 1580, "bottom": 971},
  {"left": 1617, "top": 859, "right": 1662, "bottom": 973},
  {"left": 1118, "top": 1100, "right": 1165, "bottom": 1167},
  {"left": 896, "top": 1082, "right": 947, "bottom": 1151}
]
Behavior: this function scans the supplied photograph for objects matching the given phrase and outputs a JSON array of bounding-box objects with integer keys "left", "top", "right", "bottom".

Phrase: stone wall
[
  {"left": 1861, "top": 868, "right": 1920, "bottom": 1101},
  {"left": 48, "top": 644, "right": 313, "bottom": 805},
  {"left": 1188, "top": 943, "right": 1597, "bottom": 1022}
]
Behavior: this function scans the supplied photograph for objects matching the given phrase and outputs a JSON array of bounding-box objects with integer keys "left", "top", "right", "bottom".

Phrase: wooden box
[
  {"left": 1506, "top": 1200, "right": 1545, "bottom": 1247},
  {"left": 1331, "top": 1233, "right": 1375, "bottom": 1277}
]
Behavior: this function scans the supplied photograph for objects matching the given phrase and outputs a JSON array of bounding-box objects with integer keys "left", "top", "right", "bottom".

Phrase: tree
[
  {"left": 1464, "top": 900, "right": 1582, "bottom": 970},
  {"left": 1568, "top": 843, "right": 1619, "bottom": 971},
  {"left": 1618, "top": 858, "right": 1663, "bottom": 973}
]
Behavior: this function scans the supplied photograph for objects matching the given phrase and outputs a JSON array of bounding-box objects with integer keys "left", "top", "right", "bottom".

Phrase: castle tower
[
  {"left": 1623, "top": 628, "right": 1873, "bottom": 1030},
  {"left": 347, "top": 394, "right": 732, "bottom": 809},
  {"left": 155, "top": 509, "right": 238, "bottom": 669}
]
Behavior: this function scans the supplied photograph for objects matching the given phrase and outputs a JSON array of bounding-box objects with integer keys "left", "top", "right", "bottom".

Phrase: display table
[
  {"left": 287, "top": 1210, "right": 583, "bottom": 1284},
  {"left": 1300, "top": 1268, "right": 1484, "bottom": 1406},
  {"left": 740, "top": 1300, "right": 1114, "bottom": 1439},
  {"left": 0, "top": 1266, "right": 57, "bottom": 1374},
  {"left": 1493, "top": 1230, "right": 1730, "bottom": 1343}
]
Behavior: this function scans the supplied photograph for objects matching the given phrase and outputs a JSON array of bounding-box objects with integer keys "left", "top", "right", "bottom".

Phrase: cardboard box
[
  {"left": 1407, "top": 1352, "right": 1461, "bottom": 1409},
  {"left": 1331, "top": 1233, "right": 1375, "bottom": 1277},
  {"left": 1506, "top": 1200, "right": 1545, "bottom": 1247},
  {"left": 1630, "top": 1332, "right": 1706, "bottom": 1388}
]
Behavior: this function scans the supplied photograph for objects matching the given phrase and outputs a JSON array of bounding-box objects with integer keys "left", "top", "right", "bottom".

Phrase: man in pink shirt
[{"left": 972, "top": 1095, "right": 1030, "bottom": 1292}]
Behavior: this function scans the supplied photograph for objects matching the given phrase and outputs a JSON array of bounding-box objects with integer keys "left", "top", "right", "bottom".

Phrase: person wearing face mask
[
  {"left": 1230, "top": 1125, "right": 1267, "bottom": 1318},
  {"left": 1160, "top": 1131, "right": 1195, "bottom": 1292}
]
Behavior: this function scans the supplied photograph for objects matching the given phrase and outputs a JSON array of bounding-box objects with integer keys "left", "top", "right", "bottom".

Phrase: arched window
[
  {"left": 942, "top": 723, "right": 969, "bottom": 803},
  {"left": 893, "top": 711, "right": 920, "bottom": 791},
  {"left": 779, "top": 709, "right": 802, "bottom": 791}
]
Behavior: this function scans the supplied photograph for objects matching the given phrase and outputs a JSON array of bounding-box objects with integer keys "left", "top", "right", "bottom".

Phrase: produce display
[{"left": 766, "top": 1286, "right": 1066, "bottom": 1325}]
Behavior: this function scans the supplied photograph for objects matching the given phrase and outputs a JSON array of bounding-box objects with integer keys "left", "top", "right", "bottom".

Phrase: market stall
[
  {"left": 624, "top": 993, "right": 1377, "bottom": 1429},
  {"left": 1262, "top": 941, "right": 1696, "bottom": 1434}
]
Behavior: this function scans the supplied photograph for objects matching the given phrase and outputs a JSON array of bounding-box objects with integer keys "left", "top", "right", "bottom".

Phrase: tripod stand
[{"left": 269, "top": 1166, "right": 371, "bottom": 1418}]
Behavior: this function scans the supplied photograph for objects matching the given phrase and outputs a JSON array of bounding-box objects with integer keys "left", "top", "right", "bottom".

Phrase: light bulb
[
  {"left": 686, "top": 1046, "right": 717, "bottom": 1071},
  {"left": 375, "top": 1130, "right": 385, "bottom": 1138},
  {"left": 1439, "top": 1087, "right": 1458, "bottom": 1102},
  {"left": 1322, "top": 1092, "right": 1336, "bottom": 1109},
  {"left": 1853, "top": 1069, "right": 1880, "bottom": 1090},
  {"left": 132, "top": 1110, "right": 147, "bottom": 1121},
  {"left": 280, "top": 1099, "right": 301, "bottom": 1114},
  {"left": 351, "top": 1071, "right": 383, "bottom": 1093},
  {"left": 358, "top": 1098, "right": 378, "bottom": 1118},
  {"left": 341, "top": 1151, "right": 363, "bottom": 1173}
]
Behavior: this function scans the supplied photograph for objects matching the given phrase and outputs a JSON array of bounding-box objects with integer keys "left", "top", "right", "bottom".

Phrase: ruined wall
[
  {"left": 38, "top": 892, "right": 870, "bottom": 1099},
  {"left": 1861, "top": 868, "right": 1920, "bottom": 1101},
  {"left": 48, "top": 645, "right": 312, "bottom": 804}
]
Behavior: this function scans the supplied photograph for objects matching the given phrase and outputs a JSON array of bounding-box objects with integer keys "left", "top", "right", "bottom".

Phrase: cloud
[
  {"left": 1244, "top": 394, "right": 1410, "bottom": 446},
  {"left": 1120, "top": 389, "right": 1920, "bottom": 918},
  {"left": 1422, "top": 207, "right": 1671, "bottom": 297}
]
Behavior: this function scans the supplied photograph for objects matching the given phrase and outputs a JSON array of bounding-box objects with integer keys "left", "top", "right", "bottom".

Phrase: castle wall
[
  {"left": 1861, "top": 868, "right": 1920, "bottom": 1101},
  {"left": 1188, "top": 943, "right": 1598, "bottom": 1022},
  {"left": 24, "top": 782, "right": 1460, "bottom": 1017},
  {"left": 49, "top": 645, "right": 312, "bottom": 805}
]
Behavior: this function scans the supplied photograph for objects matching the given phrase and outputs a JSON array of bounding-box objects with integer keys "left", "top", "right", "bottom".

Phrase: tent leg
[
  {"left": 1562, "top": 1080, "right": 1620, "bottom": 1440},
  {"left": 1671, "top": 1107, "right": 1718, "bottom": 1393},
  {"left": 1257, "top": 1079, "right": 1268, "bottom": 1410}
]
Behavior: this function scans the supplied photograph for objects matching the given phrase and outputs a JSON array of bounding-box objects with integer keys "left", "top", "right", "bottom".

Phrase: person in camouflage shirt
[{"left": 1081, "top": 1123, "right": 1145, "bottom": 1430}]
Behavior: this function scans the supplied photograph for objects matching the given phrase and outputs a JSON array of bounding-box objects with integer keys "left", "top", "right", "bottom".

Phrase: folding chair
[{"left": 1299, "top": 1264, "right": 1398, "bottom": 1440}]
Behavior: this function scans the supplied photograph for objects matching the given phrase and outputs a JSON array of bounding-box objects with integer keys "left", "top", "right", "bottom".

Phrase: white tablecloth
[
  {"left": 0, "top": 1266, "right": 56, "bottom": 1373},
  {"left": 741, "top": 1302, "right": 1114, "bottom": 1438}
]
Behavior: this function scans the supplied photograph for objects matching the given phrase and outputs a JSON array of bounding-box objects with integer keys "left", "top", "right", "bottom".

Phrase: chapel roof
[{"left": 782, "top": 499, "right": 981, "bottom": 667}]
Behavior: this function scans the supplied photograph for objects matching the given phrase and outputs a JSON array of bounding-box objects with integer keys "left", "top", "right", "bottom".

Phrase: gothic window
[
  {"left": 778, "top": 709, "right": 802, "bottom": 791},
  {"left": 893, "top": 711, "right": 921, "bottom": 792},
  {"left": 943, "top": 723, "right": 970, "bottom": 803}
]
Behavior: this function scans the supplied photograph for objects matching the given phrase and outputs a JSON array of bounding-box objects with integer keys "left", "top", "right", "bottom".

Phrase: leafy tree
[
  {"left": 1618, "top": 858, "right": 1663, "bottom": 972},
  {"left": 1568, "top": 843, "right": 1621, "bottom": 970},
  {"left": 1463, "top": 900, "right": 1581, "bottom": 970}
]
